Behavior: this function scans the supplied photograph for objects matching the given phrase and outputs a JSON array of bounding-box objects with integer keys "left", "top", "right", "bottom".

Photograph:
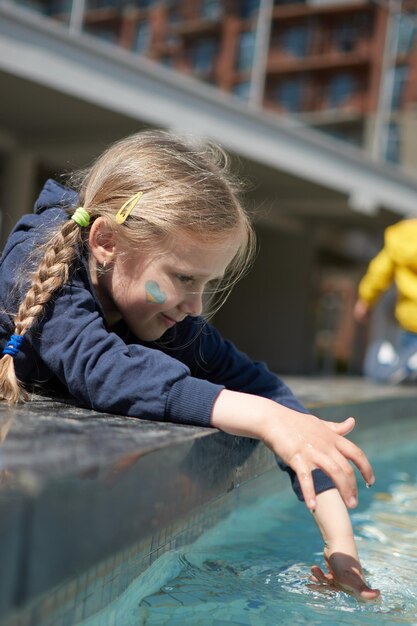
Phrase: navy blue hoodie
[{"left": 0, "top": 180, "right": 334, "bottom": 498}]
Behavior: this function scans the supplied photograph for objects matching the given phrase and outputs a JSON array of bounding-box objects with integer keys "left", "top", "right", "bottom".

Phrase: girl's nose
[{"left": 180, "top": 291, "right": 203, "bottom": 317}]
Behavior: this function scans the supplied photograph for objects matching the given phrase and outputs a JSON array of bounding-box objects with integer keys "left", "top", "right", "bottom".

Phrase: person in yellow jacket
[{"left": 354, "top": 219, "right": 417, "bottom": 382}]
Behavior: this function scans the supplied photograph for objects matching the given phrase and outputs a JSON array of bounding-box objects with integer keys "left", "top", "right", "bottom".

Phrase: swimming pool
[{"left": 77, "top": 416, "right": 417, "bottom": 626}]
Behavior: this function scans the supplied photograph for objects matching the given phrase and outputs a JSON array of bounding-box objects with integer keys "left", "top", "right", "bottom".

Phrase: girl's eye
[{"left": 176, "top": 274, "right": 194, "bottom": 285}]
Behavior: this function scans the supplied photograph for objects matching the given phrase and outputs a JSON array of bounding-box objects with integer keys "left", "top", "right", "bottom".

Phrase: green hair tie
[{"left": 71, "top": 207, "right": 90, "bottom": 227}]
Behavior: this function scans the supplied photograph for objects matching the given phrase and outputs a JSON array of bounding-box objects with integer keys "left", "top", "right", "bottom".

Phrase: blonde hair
[{"left": 0, "top": 129, "right": 256, "bottom": 404}]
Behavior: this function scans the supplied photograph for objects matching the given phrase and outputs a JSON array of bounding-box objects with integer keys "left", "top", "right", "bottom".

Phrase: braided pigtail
[{"left": 0, "top": 208, "right": 90, "bottom": 403}]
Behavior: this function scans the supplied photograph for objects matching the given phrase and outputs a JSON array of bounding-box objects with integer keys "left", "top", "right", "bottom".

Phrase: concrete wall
[
  {"left": 400, "top": 111, "right": 417, "bottom": 176},
  {"left": 0, "top": 147, "right": 37, "bottom": 248},
  {"left": 213, "top": 222, "right": 316, "bottom": 375}
]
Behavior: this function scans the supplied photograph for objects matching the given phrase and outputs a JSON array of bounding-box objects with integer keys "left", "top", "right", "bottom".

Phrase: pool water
[{"left": 80, "top": 425, "right": 417, "bottom": 626}]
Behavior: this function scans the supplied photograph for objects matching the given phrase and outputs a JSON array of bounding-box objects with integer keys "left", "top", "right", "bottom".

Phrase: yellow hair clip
[{"left": 114, "top": 192, "right": 144, "bottom": 225}]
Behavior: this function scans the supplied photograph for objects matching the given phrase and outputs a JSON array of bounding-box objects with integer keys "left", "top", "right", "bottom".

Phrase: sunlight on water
[
  {"left": 78, "top": 430, "right": 417, "bottom": 626},
  {"left": 352, "top": 478, "right": 417, "bottom": 620}
]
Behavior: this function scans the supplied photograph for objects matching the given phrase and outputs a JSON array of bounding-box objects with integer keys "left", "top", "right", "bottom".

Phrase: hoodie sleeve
[{"left": 26, "top": 280, "right": 224, "bottom": 427}]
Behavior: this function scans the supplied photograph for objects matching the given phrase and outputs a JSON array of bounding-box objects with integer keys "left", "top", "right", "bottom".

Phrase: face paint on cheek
[{"left": 145, "top": 280, "right": 167, "bottom": 304}]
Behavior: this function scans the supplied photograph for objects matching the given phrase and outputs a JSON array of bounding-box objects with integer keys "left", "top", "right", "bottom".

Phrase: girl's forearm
[
  {"left": 312, "top": 488, "right": 359, "bottom": 558},
  {"left": 211, "top": 388, "right": 272, "bottom": 438}
]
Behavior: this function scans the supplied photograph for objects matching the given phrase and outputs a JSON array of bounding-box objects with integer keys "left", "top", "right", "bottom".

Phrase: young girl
[{"left": 0, "top": 130, "right": 379, "bottom": 600}]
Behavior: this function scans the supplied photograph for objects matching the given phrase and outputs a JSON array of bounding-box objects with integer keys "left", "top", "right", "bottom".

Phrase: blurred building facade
[
  {"left": 18, "top": 0, "right": 417, "bottom": 170},
  {"left": 2, "top": 0, "right": 417, "bottom": 375}
]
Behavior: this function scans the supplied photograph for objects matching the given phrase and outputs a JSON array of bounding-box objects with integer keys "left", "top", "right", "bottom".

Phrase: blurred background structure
[{"left": 2, "top": 0, "right": 417, "bottom": 375}]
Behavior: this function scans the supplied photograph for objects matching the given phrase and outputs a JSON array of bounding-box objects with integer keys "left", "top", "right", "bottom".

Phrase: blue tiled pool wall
[{"left": 2, "top": 471, "right": 281, "bottom": 626}]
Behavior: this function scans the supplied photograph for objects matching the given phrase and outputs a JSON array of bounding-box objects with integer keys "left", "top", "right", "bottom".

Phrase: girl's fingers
[
  {"left": 292, "top": 449, "right": 358, "bottom": 510},
  {"left": 310, "top": 565, "right": 334, "bottom": 585},
  {"left": 287, "top": 415, "right": 375, "bottom": 509},
  {"left": 357, "top": 587, "right": 381, "bottom": 601},
  {"left": 337, "top": 437, "right": 375, "bottom": 487},
  {"left": 311, "top": 566, "right": 381, "bottom": 601},
  {"left": 322, "top": 417, "right": 375, "bottom": 487},
  {"left": 308, "top": 448, "right": 359, "bottom": 509},
  {"left": 291, "top": 455, "right": 318, "bottom": 511},
  {"left": 324, "top": 416, "right": 355, "bottom": 436}
]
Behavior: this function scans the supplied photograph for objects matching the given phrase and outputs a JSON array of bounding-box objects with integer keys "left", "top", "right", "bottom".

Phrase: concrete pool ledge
[{"left": 0, "top": 377, "right": 416, "bottom": 625}]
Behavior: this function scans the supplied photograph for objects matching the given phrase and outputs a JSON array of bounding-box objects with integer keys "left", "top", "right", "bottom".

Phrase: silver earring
[{"left": 97, "top": 260, "right": 108, "bottom": 275}]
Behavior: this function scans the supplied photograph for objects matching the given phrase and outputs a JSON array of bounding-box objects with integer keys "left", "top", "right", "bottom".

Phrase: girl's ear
[{"left": 89, "top": 217, "right": 116, "bottom": 265}]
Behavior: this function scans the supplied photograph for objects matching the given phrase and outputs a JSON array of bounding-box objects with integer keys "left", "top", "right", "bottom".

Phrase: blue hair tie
[{"left": 2, "top": 334, "right": 24, "bottom": 357}]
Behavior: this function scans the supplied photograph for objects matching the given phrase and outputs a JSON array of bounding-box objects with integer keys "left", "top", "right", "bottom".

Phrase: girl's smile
[{"left": 160, "top": 312, "right": 180, "bottom": 328}]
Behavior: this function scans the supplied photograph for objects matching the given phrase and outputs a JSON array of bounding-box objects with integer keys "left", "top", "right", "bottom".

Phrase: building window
[
  {"left": 274, "top": 0, "right": 305, "bottom": 5},
  {"left": 327, "top": 73, "right": 356, "bottom": 108},
  {"left": 334, "top": 23, "right": 358, "bottom": 53},
  {"left": 86, "top": 0, "right": 119, "bottom": 8},
  {"left": 322, "top": 127, "right": 363, "bottom": 147},
  {"left": 84, "top": 24, "right": 118, "bottom": 42},
  {"left": 129, "top": 0, "right": 155, "bottom": 7},
  {"left": 281, "top": 24, "right": 309, "bottom": 57},
  {"left": 233, "top": 81, "right": 251, "bottom": 101},
  {"left": 134, "top": 21, "right": 151, "bottom": 53},
  {"left": 385, "top": 121, "right": 401, "bottom": 164},
  {"left": 240, "top": 0, "right": 260, "bottom": 20},
  {"left": 236, "top": 31, "right": 256, "bottom": 71},
  {"left": 167, "top": 2, "right": 182, "bottom": 26},
  {"left": 396, "top": 13, "right": 416, "bottom": 54},
  {"left": 15, "top": 0, "right": 47, "bottom": 13},
  {"left": 276, "top": 78, "right": 304, "bottom": 112},
  {"left": 391, "top": 65, "right": 408, "bottom": 110},
  {"left": 201, "top": 0, "right": 221, "bottom": 20},
  {"left": 85, "top": 0, "right": 153, "bottom": 7},
  {"left": 190, "top": 38, "right": 218, "bottom": 74},
  {"left": 46, "top": 0, "right": 73, "bottom": 15},
  {"left": 161, "top": 54, "right": 174, "bottom": 68}
]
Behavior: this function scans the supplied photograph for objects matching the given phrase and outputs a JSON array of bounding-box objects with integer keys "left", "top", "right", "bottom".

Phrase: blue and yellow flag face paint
[{"left": 145, "top": 280, "right": 167, "bottom": 304}]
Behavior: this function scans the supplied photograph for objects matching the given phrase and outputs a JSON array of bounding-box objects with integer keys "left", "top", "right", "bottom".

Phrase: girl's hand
[
  {"left": 260, "top": 409, "right": 374, "bottom": 512},
  {"left": 211, "top": 390, "right": 375, "bottom": 512},
  {"left": 310, "top": 550, "right": 380, "bottom": 601}
]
